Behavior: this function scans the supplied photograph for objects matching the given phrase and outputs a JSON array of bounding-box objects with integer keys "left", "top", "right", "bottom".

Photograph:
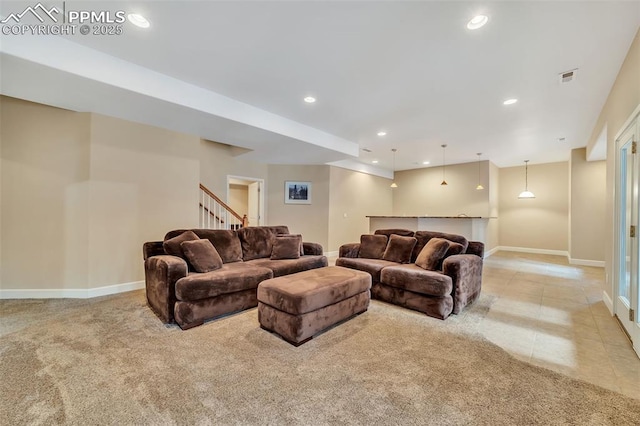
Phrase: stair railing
[{"left": 199, "top": 183, "right": 248, "bottom": 230}]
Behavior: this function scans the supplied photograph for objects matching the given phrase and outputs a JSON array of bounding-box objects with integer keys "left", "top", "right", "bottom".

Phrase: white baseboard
[
  {"left": 325, "top": 250, "right": 339, "bottom": 258},
  {"left": 0, "top": 280, "right": 144, "bottom": 300},
  {"left": 568, "top": 258, "right": 605, "bottom": 268},
  {"left": 484, "top": 247, "right": 500, "bottom": 258},
  {"left": 497, "top": 246, "right": 569, "bottom": 257},
  {"left": 602, "top": 291, "right": 614, "bottom": 315}
]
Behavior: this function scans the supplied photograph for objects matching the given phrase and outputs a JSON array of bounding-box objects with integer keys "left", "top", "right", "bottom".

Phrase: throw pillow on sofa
[
  {"left": 415, "top": 237, "right": 450, "bottom": 270},
  {"left": 278, "top": 233, "right": 304, "bottom": 256},
  {"left": 382, "top": 234, "right": 417, "bottom": 264},
  {"left": 271, "top": 234, "right": 302, "bottom": 260},
  {"left": 163, "top": 230, "right": 200, "bottom": 259},
  {"left": 180, "top": 239, "right": 224, "bottom": 273},
  {"left": 358, "top": 234, "right": 388, "bottom": 259}
]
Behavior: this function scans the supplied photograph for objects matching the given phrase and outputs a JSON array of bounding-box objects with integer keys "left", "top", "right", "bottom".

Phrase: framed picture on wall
[{"left": 284, "top": 181, "right": 312, "bottom": 204}]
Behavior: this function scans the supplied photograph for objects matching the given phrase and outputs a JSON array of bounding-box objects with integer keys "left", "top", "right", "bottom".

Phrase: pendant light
[
  {"left": 440, "top": 144, "right": 448, "bottom": 186},
  {"left": 390, "top": 148, "right": 398, "bottom": 188},
  {"left": 518, "top": 160, "right": 535, "bottom": 199},
  {"left": 476, "top": 153, "right": 484, "bottom": 190}
]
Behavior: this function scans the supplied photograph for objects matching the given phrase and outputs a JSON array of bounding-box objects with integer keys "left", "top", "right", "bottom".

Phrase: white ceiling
[{"left": 1, "top": 1, "right": 639, "bottom": 175}]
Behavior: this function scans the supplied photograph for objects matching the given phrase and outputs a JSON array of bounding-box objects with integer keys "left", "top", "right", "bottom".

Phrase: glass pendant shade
[{"left": 518, "top": 160, "right": 535, "bottom": 199}]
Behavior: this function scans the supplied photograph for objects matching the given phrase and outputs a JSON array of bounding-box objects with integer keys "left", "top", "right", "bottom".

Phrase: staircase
[{"left": 199, "top": 183, "right": 248, "bottom": 230}]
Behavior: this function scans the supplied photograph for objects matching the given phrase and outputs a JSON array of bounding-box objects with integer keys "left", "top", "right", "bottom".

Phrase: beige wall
[
  {"left": 1, "top": 96, "right": 91, "bottom": 290},
  {"left": 267, "top": 165, "right": 330, "bottom": 250},
  {"left": 199, "top": 139, "right": 268, "bottom": 206},
  {"left": 486, "top": 162, "right": 500, "bottom": 253},
  {"left": 586, "top": 29, "right": 640, "bottom": 303},
  {"left": 393, "top": 161, "right": 491, "bottom": 217},
  {"left": 228, "top": 184, "right": 249, "bottom": 217},
  {"left": 569, "top": 148, "right": 606, "bottom": 262},
  {"left": 88, "top": 115, "right": 200, "bottom": 288},
  {"left": 498, "top": 162, "right": 569, "bottom": 252},
  {"left": 328, "top": 166, "right": 393, "bottom": 253},
  {"left": 0, "top": 96, "right": 200, "bottom": 292}
]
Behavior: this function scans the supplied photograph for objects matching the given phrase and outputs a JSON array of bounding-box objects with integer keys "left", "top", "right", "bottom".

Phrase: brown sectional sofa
[
  {"left": 143, "top": 226, "right": 327, "bottom": 329},
  {"left": 336, "top": 229, "right": 484, "bottom": 320}
]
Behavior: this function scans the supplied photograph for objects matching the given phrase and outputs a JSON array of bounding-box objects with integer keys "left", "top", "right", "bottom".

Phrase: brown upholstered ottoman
[{"left": 257, "top": 266, "right": 371, "bottom": 346}]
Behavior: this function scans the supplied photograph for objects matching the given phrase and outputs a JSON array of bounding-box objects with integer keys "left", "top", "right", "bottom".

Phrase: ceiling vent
[{"left": 559, "top": 69, "right": 578, "bottom": 84}]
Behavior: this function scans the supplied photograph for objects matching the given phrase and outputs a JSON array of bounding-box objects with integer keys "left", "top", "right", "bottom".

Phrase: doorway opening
[{"left": 227, "top": 176, "right": 265, "bottom": 227}]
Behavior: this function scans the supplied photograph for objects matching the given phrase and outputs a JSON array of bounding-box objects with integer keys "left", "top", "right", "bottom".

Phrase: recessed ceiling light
[
  {"left": 372, "top": 160, "right": 379, "bottom": 164},
  {"left": 303, "top": 96, "right": 316, "bottom": 103},
  {"left": 422, "top": 161, "right": 430, "bottom": 165},
  {"left": 467, "top": 15, "right": 488, "bottom": 30},
  {"left": 503, "top": 98, "right": 518, "bottom": 105},
  {"left": 377, "top": 131, "right": 387, "bottom": 137},
  {"left": 127, "top": 13, "right": 150, "bottom": 28}
]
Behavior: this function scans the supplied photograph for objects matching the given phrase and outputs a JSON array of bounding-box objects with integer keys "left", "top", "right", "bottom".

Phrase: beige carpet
[{"left": 2, "top": 290, "right": 640, "bottom": 425}]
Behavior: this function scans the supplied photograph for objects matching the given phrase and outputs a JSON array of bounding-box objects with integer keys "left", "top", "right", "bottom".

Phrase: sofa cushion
[
  {"left": 382, "top": 234, "right": 417, "bottom": 264},
  {"left": 237, "top": 227, "right": 277, "bottom": 261},
  {"left": 412, "top": 231, "right": 469, "bottom": 263},
  {"left": 374, "top": 228, "right": 415, "bottom": 238},
  {"left": 163, "top": 231, "right": 199, "bottom": 259},
  {"left": 335, "top": 257, "right": 398, "bottom": 283},
  {"left": 165, "top": 229, "right": 243, "bottom": 264},
  {"left": 271, "top": 235, "right": 302, "bottom": 260},
  {"left": 380, "top": 264, "right": 453, "bottom": 297},
  {"left": 358, "top": 234, "right": 388, "bottom": 259},
  {"left": 175, "top": 262, "right": 273, "bottom": 302},
  {"left": 180, "top": 239, "right": 223, "bottom": 273},
  {"left": 199, "top": 230, "right": 243, "bottom": 264},
  {"left": 415, "top": 238, "right": 450, "bottom": 271},
  {"left": 247, "top": 255, "right": 328, "bottom": 277},
  {"left": 278, "top": 233, "right": 304, "bottom": 256}
]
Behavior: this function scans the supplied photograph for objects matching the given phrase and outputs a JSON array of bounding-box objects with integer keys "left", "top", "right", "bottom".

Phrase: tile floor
[
  {"left": 330, "top": 251, "right": 640, "bottom": 399},
  {"left": 480, "top": 251, "right": 640, "bottom": 399}
]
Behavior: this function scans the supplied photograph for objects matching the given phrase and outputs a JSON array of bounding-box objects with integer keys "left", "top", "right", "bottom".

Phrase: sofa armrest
[
  {"left": 466, "top": 241, "right": 485, "bottom": 258},
  {"left": 303, "top": 242, "right": 324, "bottom": 256},
  {"left": 339, "top": 243, "right": 360, "bottom": 258},
  {"left": 143, "top": 241, "right": 166, "bottom": 260},
  {"left": 442, "top": 254, "right": 483, "bottom": 314},
  {"left": 144, "top": 255, "right": 187, "bottom": 323}
]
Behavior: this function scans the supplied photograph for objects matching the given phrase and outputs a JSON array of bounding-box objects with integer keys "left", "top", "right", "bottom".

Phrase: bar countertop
[{"left": 366, "top": 215, "right": 494, "bottom": 219}]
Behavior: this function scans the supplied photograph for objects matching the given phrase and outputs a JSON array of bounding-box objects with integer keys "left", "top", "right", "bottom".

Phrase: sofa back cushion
[
  {"left": 382, "top": 234, "right": 418, "bottom": 264},
  {"left": 180, "top": 239, "right": 224, "bottom": 273},
  {"left": 358, "top": 234, "right": 388, "bottom": 259},
  {"left": 374, "top": 228, "right": 415, "bottom": 238},
  {"left": 237, "top": 226, "right": 283, "bottom": 261},
  {"left": 412, "top": 231, "right": 469, "bottom": 263},
  {"left": 415, "top": 238, "right": 450, "bottom": 271},
  {"left": 165, "top": 229, "right": 243, "bottom": 264}
]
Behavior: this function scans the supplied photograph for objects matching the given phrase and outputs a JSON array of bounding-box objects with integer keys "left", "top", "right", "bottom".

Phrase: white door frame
[
  {"left": 614, "top": 104, "right": 640, "bottom": 356},
  {"left": 226, "top": 175, "right": 265, "bottom": 226}
]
